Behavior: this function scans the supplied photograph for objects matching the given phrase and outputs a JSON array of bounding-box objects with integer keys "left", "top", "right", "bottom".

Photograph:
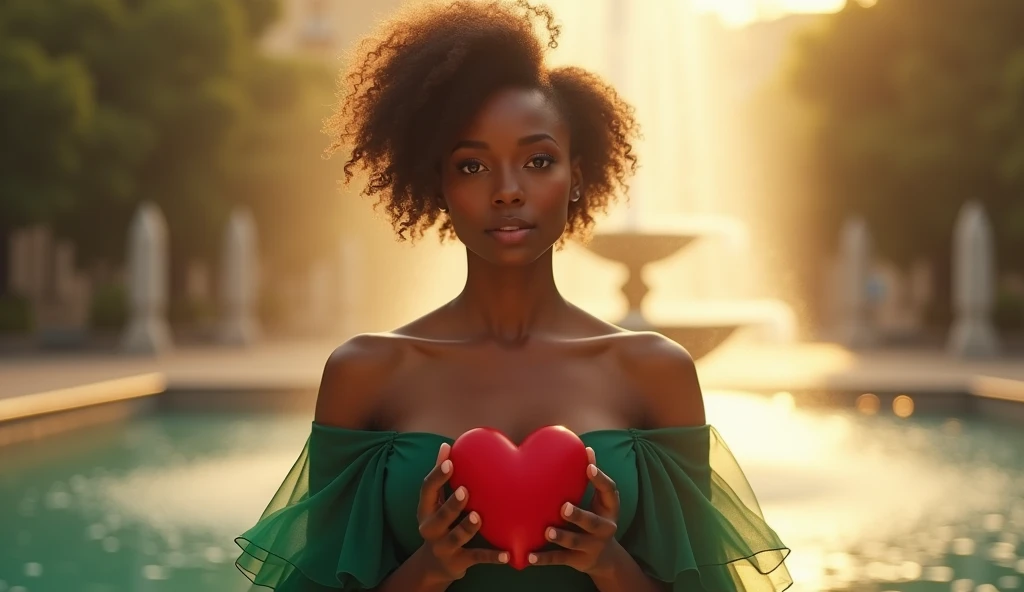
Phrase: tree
[
  {"left": 786, "top": 0, "right": 1024, "bottom": 319},
  {"left": 0, "top": 0, "right": 344, "bottom": 303}
]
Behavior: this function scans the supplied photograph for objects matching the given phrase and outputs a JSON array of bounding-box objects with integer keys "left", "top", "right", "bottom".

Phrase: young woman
[{"left": 236, "top": 1, "right": 791, "bottom": 590}]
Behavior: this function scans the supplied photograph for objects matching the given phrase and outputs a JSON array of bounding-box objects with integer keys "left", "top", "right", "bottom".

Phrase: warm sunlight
[{"left": 692, "top": 0, "right": 847, "bottom": 27}]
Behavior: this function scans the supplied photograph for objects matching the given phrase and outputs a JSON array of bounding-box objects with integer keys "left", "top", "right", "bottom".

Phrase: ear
[{"left": 570, "top": 156, "right": 583, "bottom": 196}]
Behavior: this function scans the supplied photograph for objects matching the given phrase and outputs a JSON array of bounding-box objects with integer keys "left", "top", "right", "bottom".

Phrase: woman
[{"left": 236, "top": 1, "right": 791, "bottom": 590}]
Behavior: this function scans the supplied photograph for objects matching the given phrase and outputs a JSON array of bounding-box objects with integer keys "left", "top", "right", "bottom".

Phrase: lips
[
  {"left": 487, "top": 227, "right": 533, "bottom": 245},
  {"left": 487, "top": 217, "right": 535, "bottom": 232}
]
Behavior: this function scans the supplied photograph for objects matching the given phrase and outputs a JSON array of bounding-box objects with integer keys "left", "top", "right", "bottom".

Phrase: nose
[{"left": 491, "top": 166, "right": 524, "bottom": 207}]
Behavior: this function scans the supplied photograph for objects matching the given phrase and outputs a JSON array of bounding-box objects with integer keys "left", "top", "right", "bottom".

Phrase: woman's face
[{"left": 440, "top": 87, "right": 580, "bottom": 266}]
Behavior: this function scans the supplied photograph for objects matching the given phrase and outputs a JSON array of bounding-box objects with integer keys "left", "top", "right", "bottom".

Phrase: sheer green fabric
[{"left": 235, "top": 424, "right": 791, "bottom": 591}]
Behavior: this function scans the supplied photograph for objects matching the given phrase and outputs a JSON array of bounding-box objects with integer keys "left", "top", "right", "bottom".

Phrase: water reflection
[
  {"left": 704, "top": 391, "right": 1023, "bottom": 591},
  {"left": 0, "top": 393, "right": 1022, "bottom": 591}
]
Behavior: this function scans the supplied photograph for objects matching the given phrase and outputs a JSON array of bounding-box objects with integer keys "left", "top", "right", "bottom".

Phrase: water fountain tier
[{"left": 582, "top": 230, "right": 745, "bottom": 361}]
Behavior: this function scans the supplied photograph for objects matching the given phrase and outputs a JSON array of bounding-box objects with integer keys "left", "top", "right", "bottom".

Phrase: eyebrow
[{"left": 450, "top": 133, "right": 558, "bottom": 153}]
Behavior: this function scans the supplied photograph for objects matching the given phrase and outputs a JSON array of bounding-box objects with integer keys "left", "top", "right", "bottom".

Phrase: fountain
[
  {"left": 582, "top": 230, "right": 747, "bottom": 360},
  {"left": 573, "top": 0, "right": 792, "bottom": 360}
]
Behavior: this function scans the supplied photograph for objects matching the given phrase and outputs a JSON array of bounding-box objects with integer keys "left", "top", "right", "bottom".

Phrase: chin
[
  {"left": 465, "top": 242, "right": 552, "bottom": 267},
  {"left": 486, "top": 249, "right": 545, "bottom": 267},
  {"left": 459, "top": 228, "right": 562, "bottom": 266}
]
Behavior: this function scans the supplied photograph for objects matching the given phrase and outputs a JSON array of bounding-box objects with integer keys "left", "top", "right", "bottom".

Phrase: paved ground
[
  {"left": 696, "top": 341, "right": 1024, "bottom": 395},
  {"left": 2, "top": 337, "right": 1022, "bottom": 403},
  {"left": 0, "top": 339, "right": 338, "bottom": 401}
]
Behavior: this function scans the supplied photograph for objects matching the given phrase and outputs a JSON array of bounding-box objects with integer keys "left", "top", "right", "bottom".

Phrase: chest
[{"left": 376, "top": 345, "right": 644, "bottom": 442}]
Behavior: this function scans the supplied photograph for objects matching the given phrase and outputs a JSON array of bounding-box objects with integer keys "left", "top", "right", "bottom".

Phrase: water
[{"left": 0, "top": 392, "right": 1022, "bottom": 592}]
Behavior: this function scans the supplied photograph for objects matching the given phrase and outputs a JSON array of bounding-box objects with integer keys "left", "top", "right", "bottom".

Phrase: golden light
[
  {"left": 855, "top": 393, "right": 880, "bottom": 415},
  {"left": 892, "top": 395, "right": 915, "bottom": 419},
  {"left": 771, "top": 391, "right": 796, "bottom": 412},
  {"left": 691, "top": 0, "right": 847, "bottom": 28}
]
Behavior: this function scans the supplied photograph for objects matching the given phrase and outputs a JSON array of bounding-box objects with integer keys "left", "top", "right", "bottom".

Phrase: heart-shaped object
[{"left": 448, "top": 425, "right": 589, "bottom": 570}]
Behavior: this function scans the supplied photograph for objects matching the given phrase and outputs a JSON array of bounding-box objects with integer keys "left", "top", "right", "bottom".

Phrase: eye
[
  {"left": 525, "top": 154, "right": 554, "bottom": 169},
  {"left": 457, "top": 160, "right": 488, "bottom": 175}
]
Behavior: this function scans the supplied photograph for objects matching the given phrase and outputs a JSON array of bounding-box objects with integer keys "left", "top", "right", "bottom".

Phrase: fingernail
[
  {"left": 529, "top": 553, "right": 538, "bottom": 564},
  {"left": 588, "top": 464, "right": 598, "bottom": 477},
  {"left": 499, "top": 552, "right": 509, "bottom": 563},
  {"left": 547, "top": 527, "right": 556, "bottom": 540},
  {"left": 441, "top": 460, "right": 452, "bottom": 474},
  {"left": 563, "top": 502, "right": 573, "bottom": 517},
  {"left": 469, "top": 511, "right": 479, "bottom": 524},
  {"left": 455, "top": 486, "right": 466, "bottom": 501}
]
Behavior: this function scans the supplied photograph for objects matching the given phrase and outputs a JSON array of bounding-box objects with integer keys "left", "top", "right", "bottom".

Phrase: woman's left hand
[{"left": 527, "top": 447, "right": 622, "bottom": 576}]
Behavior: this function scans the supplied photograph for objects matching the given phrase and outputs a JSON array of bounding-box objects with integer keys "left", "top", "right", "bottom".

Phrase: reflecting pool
[{"left": 1, "top": 391, "right": 1021, "bottom": 591}]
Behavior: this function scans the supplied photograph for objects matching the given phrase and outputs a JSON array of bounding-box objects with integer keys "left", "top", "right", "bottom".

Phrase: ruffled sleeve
[
  {"left": 621, "top": 426, "right": 792, "bottom": 592},
  {"left": 234, "top": 424, "right": 400, "bottom": 591}
]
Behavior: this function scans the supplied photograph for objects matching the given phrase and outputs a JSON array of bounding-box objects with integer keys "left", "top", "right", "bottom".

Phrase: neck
[{"left": 450, "top": 247, "right": 568, "bottom": 344}]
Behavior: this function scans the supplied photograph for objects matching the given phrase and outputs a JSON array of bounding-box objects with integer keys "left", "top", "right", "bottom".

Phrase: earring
[{"left": 571, "top": 188, "right": 581, "bottom": 203}]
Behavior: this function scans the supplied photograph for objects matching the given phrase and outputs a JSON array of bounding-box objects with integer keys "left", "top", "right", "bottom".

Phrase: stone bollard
[
  {"left": 947, "top": 200, "right": 1000, "bottom": 358},
  {"left": 121, "top": 202, "right": 174, "bottom": 355},
  {"left": 219, "top": 207, "right": 261, "bottom": 346},
  {"left": 837, "top": 216, "right": 876, "bottom": 348}
]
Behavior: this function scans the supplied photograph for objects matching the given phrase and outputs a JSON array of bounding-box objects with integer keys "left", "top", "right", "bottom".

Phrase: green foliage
[
  {"left": 224, "top": 57, "right": 344, "bottom": 271},
  {"left": 0, "top": 294, "right": 33, "bottom": 334},
  {"left": 89, "top": 281, "right": 127, "bottom": 330},
  {"left": 0, "top": 38, "right": 93, "bottom": 225},
  {"left": 169, "top": 296, "right": 217, "bottom": 327},
  {"left": 995, "top": 288, "right": 1024, "bottom": 331},
  {"left": 0, "top": 0, "right": 344, "bottom": 289},
  {"left": 787, "top": 0, "right": 1024, "bottom": 272},
  {"left": 239, "top": 0, "right": 282, "bottom": 38}
]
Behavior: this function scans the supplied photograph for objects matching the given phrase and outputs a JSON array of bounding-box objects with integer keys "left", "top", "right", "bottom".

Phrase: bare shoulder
[
  {"left": 314, "top": 333, "right": 407, "bottom": 428},
  {"left": 613, "top": 331, "right": 706, "bottom": 428}
]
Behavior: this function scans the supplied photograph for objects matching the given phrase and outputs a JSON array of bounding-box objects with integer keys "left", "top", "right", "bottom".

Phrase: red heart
[{"left": 448, "top": 425, "right": 589, "bottom": 570}]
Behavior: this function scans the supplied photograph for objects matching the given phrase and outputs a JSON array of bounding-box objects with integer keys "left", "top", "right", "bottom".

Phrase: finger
[
  {"left": 545, "top": 526, "right": 591, "bottom": 551},
  {"left": 417, "top": 454, "right": 453, "bottom": 522},
  {"left": 435, "top": 443, "right": 451, "bottom": 504},
  {"left": 587, "top": 464, "right": 620, "bottom": 518},
  {"left": 437, "top": 442, "right": 451, "bottom": 465},
  {"left": 562, "top": 502, "right": 617, "bottom": 538},
  {"left": 443, "top": 510, "right": 482, "bottom": 549},
  {"left": 464, "top": 548, "right": 510, "bottom": 566},
  {"left": 528, "top": 550, "right": 576, "bottom": 567},
  {"left": 419, "top": 486, "right": 467, "bottom": 540},
  {"left": 586, "top": 446, "right": 596, "bottom": 465}
]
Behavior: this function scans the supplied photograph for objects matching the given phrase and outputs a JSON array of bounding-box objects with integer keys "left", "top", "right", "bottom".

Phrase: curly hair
[{"left": 325, "top": 0, "right": 640, "bottom": 244}]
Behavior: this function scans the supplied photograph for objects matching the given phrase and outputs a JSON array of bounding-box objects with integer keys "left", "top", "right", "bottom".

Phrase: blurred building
[{"left": 261, "top": 0, "right": 412, "bottom": 58}]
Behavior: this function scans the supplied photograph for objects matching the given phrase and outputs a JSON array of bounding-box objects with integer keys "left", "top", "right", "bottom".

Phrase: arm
[
  {"left": 314, "top": 335, "right": 453, "bottom": 592},
  {"left": 314, "top": 333, "right": 399, "bottom": 429},
  {"left": 591, "top": 332, "right": 705, "bottom": 592},
  {"left": 317, "top": 335, "right": 504, "bottom": 592},
  {"left": 623, "top": 331, "right": 706, "bottom": 429}
]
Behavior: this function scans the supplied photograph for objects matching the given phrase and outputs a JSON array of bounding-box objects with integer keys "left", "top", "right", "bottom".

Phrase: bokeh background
[{"left": 2, "top": 1, "right": 1024, "bottom": 591}]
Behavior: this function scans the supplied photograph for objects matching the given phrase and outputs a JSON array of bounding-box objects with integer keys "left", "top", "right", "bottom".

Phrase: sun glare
[{"left": 691, "top": 0, "right": 847, "bottom": 27}]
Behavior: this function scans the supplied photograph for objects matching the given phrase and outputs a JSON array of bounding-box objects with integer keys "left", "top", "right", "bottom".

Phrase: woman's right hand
[{"left": 416, "top": 442, "right": 509, "bottom": 583}]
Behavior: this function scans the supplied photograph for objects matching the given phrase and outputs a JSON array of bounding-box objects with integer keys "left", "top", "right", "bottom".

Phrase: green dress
[{"left": 235, "top": 424, "right": 792, "bottom": 591}]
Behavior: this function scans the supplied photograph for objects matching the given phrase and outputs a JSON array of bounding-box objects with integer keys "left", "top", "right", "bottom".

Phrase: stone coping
[
  {"left": 971, "top": 375, "right": 1024, "bottom": 403},
  {"left": 0, "top": 372, "right": 166, "bottom": 422},
  {"left": 0, "top": 362, "right": 1022, "bottom": 449}
]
